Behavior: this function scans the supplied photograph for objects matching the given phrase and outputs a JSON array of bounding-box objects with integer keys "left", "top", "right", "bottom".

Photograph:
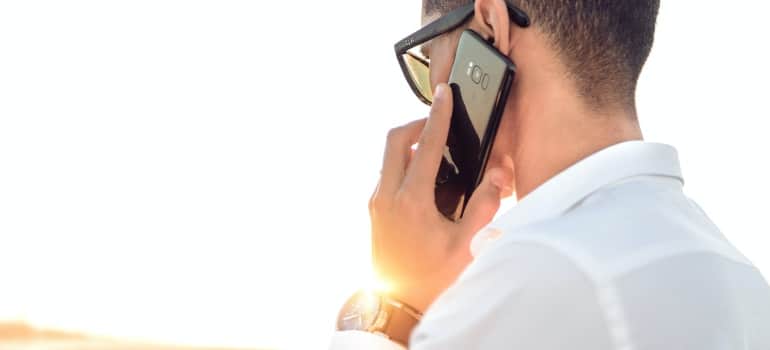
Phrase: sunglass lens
[{"left": 403, "top": 50, "right": 432, "bottom": 104}]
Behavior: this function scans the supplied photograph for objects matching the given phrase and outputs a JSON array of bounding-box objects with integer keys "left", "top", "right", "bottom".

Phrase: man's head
[
  {"left": 418, "top": 0, "right": 659, "bottom": 197},
  {"left": 422, "top": 0, "right": 660, "bottom": 110}
]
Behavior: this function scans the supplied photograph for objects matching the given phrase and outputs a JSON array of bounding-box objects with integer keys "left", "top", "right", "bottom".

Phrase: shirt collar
[{"left": 470, "top": 141, "right": 684, "bottom": 257}]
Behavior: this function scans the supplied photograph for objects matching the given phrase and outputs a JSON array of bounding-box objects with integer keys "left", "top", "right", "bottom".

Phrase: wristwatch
[{"left": 336, "top": 290, "right": 422, "bottom": 347}]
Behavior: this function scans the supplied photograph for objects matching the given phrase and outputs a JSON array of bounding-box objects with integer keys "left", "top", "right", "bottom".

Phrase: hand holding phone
[{"left": 369, "top": 82, "right": 503, "bottom": 314}]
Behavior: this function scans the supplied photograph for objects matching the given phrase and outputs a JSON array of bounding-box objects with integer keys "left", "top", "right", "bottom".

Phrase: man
[{"left": 330, "top": 0, "right": 770, "bottom": 349}]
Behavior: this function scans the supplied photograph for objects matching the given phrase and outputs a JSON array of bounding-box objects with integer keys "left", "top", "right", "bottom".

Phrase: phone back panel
[
  {"left": 448, "top": 31, "right": 511, "bottom": 142},
  {"left": 435, "top": 30, "right": 515, "bottom": 220}
]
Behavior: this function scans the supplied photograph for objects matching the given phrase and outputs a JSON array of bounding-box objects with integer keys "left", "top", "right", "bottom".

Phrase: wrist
[{"left": 388, "top": 255, "right": 470, "bottom": 314}]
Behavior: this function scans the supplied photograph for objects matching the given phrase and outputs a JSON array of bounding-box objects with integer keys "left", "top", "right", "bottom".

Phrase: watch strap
[{"left": 381, "top": 296, "right": 421, "bottom": 346}]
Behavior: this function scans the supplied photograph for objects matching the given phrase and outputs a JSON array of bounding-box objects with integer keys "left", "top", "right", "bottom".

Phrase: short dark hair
[{"left": 423, "top": 0, "right": 660, "bottom": 110}]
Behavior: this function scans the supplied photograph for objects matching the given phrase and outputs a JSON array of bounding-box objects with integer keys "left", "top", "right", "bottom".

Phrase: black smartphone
[{"left": 435, "top": 29, "right": 516, "bottom": 221}]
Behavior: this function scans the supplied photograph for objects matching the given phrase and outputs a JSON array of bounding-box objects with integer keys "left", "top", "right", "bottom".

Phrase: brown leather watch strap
[{"left": 381, "top": 297, "right": 422, "bottom": 347}]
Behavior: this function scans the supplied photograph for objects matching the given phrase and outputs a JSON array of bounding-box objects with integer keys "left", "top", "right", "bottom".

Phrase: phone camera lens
[{"left": 471, "top": 65, "right": 483, "bottom": 84}]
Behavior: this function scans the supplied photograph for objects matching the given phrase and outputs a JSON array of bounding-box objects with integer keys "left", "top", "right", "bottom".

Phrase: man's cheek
[
  {"left": 430, "top": 62, "right": 452, "bottom": 91},
  {"left": 429, "top": 48, "right": 455, "bottom": 89}
]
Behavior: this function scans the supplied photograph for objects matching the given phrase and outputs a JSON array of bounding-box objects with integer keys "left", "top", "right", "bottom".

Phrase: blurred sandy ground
[{"left": 0, "top": 323, "right": 269, "bottom": 350}]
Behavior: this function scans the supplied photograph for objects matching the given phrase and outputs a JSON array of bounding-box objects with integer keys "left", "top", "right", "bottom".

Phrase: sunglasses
[{"left": 394, "top": 1, "right": 530, "bottom": 106}]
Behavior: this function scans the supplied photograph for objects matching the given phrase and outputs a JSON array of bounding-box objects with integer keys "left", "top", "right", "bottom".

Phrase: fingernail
[{"left": 434, "top": 84, "right": 445, "bottom": 100}]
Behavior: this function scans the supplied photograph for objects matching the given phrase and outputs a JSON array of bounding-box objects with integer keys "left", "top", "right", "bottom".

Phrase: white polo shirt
[{"left": 329, "top": 141, "right": 770, "bottom": 350}]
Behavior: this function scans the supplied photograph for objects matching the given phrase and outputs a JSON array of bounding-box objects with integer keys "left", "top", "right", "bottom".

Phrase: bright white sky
[{"left": 0, "top": 1, "right": 769, "bottom": 349}]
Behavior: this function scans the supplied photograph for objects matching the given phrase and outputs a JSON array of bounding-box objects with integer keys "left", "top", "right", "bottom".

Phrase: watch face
[{"left": 337, "top": 290, "right": 381, "bottom": 331}]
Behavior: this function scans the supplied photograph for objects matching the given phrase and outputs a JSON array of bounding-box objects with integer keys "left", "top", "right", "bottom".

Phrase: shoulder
[{"left": 480, "top": 175, "right": 751, "bottom": 280}]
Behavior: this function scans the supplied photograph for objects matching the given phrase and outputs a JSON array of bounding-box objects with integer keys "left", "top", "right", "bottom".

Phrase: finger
[
  {"left": 403, "top": 83, "right": 453, "bottom": 195},
  {"left": 378, "top": 118, "right": 427, "bottom": 197},
  {"left": 459, "top": 167, "right": 512, "bottom": 235}
]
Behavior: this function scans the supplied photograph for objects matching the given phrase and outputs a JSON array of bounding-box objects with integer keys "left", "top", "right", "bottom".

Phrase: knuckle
[
  {"left": 418, "top": 130, "right": 439, "bottom": 151},
  {"left": 386, "top": 127, "right": 404, "bottom": 145},
  {"left": 395, "top": 190, "right": 421, "bottom": 213},
  {"left": 369, "top": 193, "right": 390, "bottom": 213},
  {"left": 417, "top": 130, "right": 432, "bottom": 147},
  {"left": 368, "top": 194, "right": 376, "bottom": 213}
]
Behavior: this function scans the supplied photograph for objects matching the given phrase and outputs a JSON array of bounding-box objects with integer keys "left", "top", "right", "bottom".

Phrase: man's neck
[
  {"left": 501, "top": 31, "right": 644, "bottom": 200},
  {"left": 512, "top": 104, "right": 643, "bottom": 200}
]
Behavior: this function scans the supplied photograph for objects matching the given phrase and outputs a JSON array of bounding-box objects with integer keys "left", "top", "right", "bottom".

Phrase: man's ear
[{"left": 471, "top": 0, "right": 512, "bottom": 55}]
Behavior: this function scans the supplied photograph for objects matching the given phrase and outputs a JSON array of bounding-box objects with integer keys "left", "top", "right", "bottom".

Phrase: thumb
[{"left": 459, "top": 167, "right": 512, "bottom": 235}]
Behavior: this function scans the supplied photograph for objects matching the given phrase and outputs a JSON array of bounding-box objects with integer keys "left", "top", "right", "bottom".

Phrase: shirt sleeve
[
  {"left": 328, "top": 330, "right": 406, "bottom": 350},
  {"left": 410, "top": 242, "right": 613, "bottom": 350}
]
